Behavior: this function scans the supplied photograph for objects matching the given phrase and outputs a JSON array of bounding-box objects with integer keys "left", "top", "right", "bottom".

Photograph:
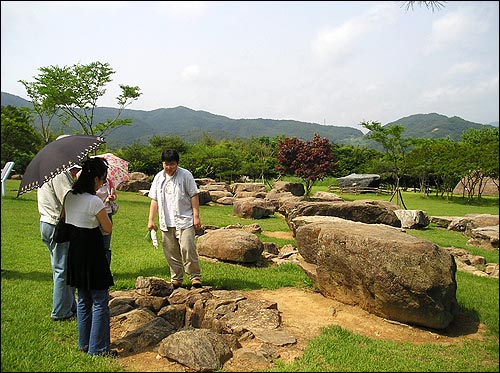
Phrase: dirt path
[{"left": 117, "top": 287, "right": 486, "bottom": 372}]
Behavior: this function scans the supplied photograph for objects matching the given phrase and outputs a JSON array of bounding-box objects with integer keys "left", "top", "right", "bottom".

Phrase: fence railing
[{"left": 328, "top": 185, "right": 392, "bottom": 195}]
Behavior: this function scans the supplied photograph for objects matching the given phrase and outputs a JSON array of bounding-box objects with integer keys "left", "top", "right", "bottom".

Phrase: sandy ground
[{"left": 115, "top": 286, "right": 486, "bottom": 372}]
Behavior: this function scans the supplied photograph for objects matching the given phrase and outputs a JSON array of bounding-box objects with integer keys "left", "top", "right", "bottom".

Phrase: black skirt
[{"left": 67, "top": 225, "right": 114, "bottom": 290}]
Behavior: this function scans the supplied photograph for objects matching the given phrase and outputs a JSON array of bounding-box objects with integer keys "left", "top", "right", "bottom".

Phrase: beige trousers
[{"left": 161, "top": 226, "right": 201, "bottom": 283}]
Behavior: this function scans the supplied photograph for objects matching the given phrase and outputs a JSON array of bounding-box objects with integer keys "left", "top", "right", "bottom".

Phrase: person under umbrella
[
  {"left": 94, "top": 153, "right": 129, "bottom": 188},
  {"left": 17, "top": 134, "right": 106, "bottom": 197},
  {"left": 22, "top": 134, "right": 106, "bottom": 323},
  {"left": 64, "top": 157, "right": 116, "bottom": 356},
  {"left": 38, "top": 155, "right": 81, "bottom": 321}
]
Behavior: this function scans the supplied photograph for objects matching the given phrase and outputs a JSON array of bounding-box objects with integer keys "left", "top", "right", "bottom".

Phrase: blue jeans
[
  {"left": 40, "top": 221, "right": 76, "bottom": 319},
  {"left": 77, "top": 288, "right": 111, "bottom": 355}
]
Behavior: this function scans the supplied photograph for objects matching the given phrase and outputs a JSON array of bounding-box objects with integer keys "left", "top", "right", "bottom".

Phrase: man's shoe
[
  {"left": 191, "top": 280, "right": 202, "bottom": 289},
  {"left": 171, "top": 280, "right": 182, "bottom": 289},
  {"left": 51, "top": 313, "right": 76, "bottom": 321}
]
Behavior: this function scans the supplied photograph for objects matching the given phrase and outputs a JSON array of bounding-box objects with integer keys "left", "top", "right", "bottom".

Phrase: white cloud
[
  {"left": 1, "top": 1, "right": 498, "bottom": 127},
  {"left": 426, "top": 7, "right": 490, "bottom": 53},
  {"left": 157, "top": 1, "right": 209, "bottom": 18},
  {"left": 180, "top": 64, "right": 201, "bottom": 81},
  {"left": 445, "top": 62, "right": 480, "bottom": 76},
  {"left": 420, "top": 74, "right": 499, "bottom": 103},
  {"left": 311, "top": 2, "right": 397, "bottom": 64}
]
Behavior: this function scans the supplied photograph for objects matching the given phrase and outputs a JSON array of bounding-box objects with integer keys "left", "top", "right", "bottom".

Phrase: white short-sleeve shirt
[{"left": 149, "top": 166, "right": 199, "bottom": 231}]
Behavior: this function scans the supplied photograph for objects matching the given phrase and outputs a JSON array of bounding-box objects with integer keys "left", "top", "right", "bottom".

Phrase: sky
[{"left": 1, "top": 1, "right": 499, "bottom": 132}]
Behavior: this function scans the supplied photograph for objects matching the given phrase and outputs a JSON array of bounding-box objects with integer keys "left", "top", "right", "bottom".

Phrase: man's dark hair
[{"left": 161, "top": 149, "right": 179, "bottom": 163}]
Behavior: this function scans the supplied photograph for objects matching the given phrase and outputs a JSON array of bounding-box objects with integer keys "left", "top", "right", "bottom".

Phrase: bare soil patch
[
  {"left": 115, "top": 287, "right": 485, "bottom": 372},
  {"left": 261, "top": 231, "right": 294, "bottom": 240}
]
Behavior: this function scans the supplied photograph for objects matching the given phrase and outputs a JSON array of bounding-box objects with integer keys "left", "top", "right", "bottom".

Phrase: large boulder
[
  {"left": 295, "top": 218, "right": 458, "bottom": 329},
  {"left": 230, "top": 182, "right": 266, "bottom": 194},
  {"left": 279, "top": 199, "right": 401, "bottom": 235},
  {"left": 233, "top": 197, "right": 275, "bottom": 219},
  {"left": 466, "top": 226, "right": 499, "bottom": 250},
  {"left": 117, "top": 172, "right": 151, "bottom": 192},
  {"left": 197, "top": 229, "right": 264, "bottom": 263},
  {"left": 272, "top": 181, "right": 305, "bottom": 196},
  {"left": 336, "top": 173, "right": 380, "bottom": 189},
  {"left": 158, "top": 329, "right": 232, "bottom": 372},
  {"left": 394, "top": 209, "right": 430, "bottom": 229}
]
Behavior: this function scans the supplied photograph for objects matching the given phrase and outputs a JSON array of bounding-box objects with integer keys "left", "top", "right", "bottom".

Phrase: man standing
[
  {"left": 147, "top": 149, "right": 202, "bottom": 289},
  {"left": 38, "top": 161, "right": 80, "bottom": 321}
]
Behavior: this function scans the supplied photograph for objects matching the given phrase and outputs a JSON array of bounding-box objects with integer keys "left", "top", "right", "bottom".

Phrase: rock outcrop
[{"left": 295, "top": 217, "right": 459, "bottom": 329}]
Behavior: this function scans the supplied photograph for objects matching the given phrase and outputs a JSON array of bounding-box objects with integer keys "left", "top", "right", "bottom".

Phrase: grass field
[{"left": 1, "top": 178, "right": 498, "bottom": 372}]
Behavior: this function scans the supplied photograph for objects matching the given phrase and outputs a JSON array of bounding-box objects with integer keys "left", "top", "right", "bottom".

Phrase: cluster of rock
[
  {"left": 126, "top": 177, "right": 498, "bottom": 279},
  {"left": 431, "top": 214, "right": 499, "bottom": 250},
  {"left": 111, "top": 178, "right": 498, "bottom": 370},
  {"left": 110, "top": 277, "right": 296, "bottom": 371}
]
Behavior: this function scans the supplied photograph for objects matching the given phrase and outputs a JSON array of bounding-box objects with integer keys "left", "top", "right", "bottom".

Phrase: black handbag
[
  {"left": 54, "top": 217, "right": 71, "bottom": 243},
  {"left": 53, "top": 191, "right": 72, "bottom": 243}
]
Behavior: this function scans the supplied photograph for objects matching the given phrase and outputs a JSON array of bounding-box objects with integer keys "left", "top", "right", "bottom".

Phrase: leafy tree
[
  {"left": 276, "top": 133, "right": 336, "bottom": 196},
  {"left": 332, "top": 144, "right": 382, "bottom": 177},
  {"left": 458, "top": 127, "right": 499, "bottom": 199},
  {"left": 117, "top": 142, "right": 159, "bottom": 176},
  {"left": 238, "top": 136, "right": 279, "bottom": 184},
  {"left": 432, "top": 141, "right": 463, "bottom": 198},
  {"left": 361, "top": 121, "right": 413, "bottom": 190},
  {"left": 186, "top": 140, "right": 243, "bottom": 181},
  {"left": 148, "top": 135, "right": 190, "bottom": 154},
  {"left": 18, "top": 80, "right": 60, "bottom": 144},
  {"left": 19, "top": 61, "right": 142, "bottom": 139},
  {"left": 1, "top": 105, "right": 43, "bottom": 174}
]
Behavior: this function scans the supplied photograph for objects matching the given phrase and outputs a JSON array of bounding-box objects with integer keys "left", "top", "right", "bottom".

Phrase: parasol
[
  {"left": 93, "top": 153, "right": 129, "bottom": 188},
  {"left": 17, "top": 135, "right": 106, "bottom": 197}
]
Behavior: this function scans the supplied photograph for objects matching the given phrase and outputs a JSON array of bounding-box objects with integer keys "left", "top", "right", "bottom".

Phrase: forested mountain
[
  {"left": 384, "top": 113, "right": 494, "bottom": 142},
  {"left": 1, "top": 92, "right": 495, "bottom": 148}
]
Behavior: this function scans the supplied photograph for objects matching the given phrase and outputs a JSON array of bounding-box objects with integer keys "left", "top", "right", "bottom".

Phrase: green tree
[
  {"left": 19, "top": 61, "right": 142, "bottom": 138},
  {"left": 148, "top": 135, "right": 189, "bottom": 154},
  {"left": 276, "top": 133, "right": 336, "bottom": 196},
  {"left": 1, "top": 105, "right": 43, "bottom": 174},
  {"left": 406, "top": 138, "right": 455, "bottom": 195},
  {"left": 361, "top": 121, "right": 413, "bottom": 190},
  {"left": 18, "top": 80, "right": 60, "bottom": 144},
  {"left": 187, "top": 140, "right": 243, "bottom": 181},
  {"left": 239, "top": 136, "right": 278, "bottom": 184},
  {"left": 117, "top": 142, "right": 159, "bottom": 176},
  {"left": 458, "top": 127, "right": 499, "bottom": 199},
  {"left": 332, "top": 144, "right": 382, "bottom": 177},
  {"left": 361, "top": 121, "right": 414, "bottom": 207}
]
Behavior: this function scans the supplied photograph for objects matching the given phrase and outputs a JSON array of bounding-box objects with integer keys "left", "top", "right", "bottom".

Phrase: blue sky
[{"left": 1, "top": 1, "right": 498, "bottom": 131}]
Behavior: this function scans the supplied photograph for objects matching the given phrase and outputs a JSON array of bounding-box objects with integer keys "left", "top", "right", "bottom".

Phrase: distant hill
[
  {"left": 383, "top": 113, "right": 494, "bottom": 142},
  {"left": 2, "top": 92, "right": 496, "bottom": 148},
  {"left": 0, "top": 92, "right": 362, "bottom": 147}
]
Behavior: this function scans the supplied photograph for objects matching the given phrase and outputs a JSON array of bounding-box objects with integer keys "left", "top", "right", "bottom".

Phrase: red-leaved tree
[{"left": 276, "top": 133, "right": 336, "bottom": 195}]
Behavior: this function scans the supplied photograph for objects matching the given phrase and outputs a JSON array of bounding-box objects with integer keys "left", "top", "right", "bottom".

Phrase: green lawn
[{"left": 1, "top": 179, "right": 498, "bottom": 372}]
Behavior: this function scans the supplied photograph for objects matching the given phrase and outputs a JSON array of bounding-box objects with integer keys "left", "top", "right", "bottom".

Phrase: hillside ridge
[{"left": 1, "top": 92, "right": 495, "bottom": 148}]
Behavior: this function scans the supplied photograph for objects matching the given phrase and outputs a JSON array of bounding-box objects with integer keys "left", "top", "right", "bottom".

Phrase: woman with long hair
[{"left": 63, "top": 157, "right": 116, "bottom": 356}]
